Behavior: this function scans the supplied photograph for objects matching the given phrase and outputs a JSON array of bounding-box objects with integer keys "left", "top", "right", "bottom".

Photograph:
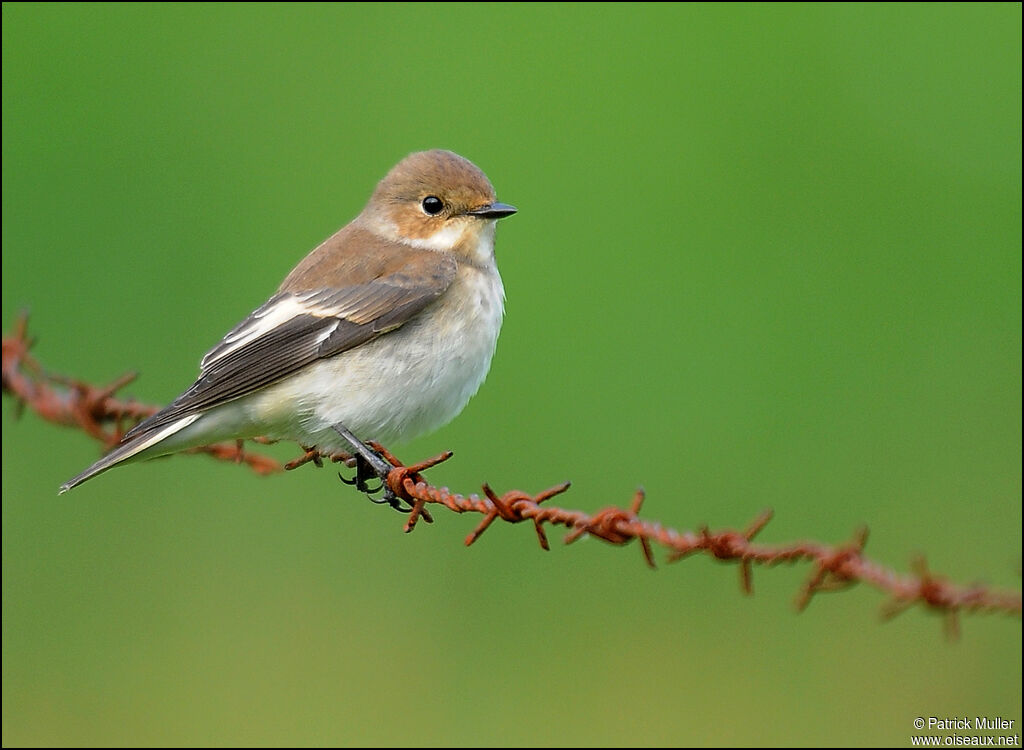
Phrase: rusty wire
[
  {"left": 3, "top": 313, "right": 1021, "bottom": 630},
  {"left": 2, "top": 313, "right": 281, "bottom": 475}
]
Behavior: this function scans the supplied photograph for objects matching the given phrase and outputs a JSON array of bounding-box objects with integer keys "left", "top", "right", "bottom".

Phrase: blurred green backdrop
[{"left": 3, "top": 3, "right": 1020, "bottom": 747}]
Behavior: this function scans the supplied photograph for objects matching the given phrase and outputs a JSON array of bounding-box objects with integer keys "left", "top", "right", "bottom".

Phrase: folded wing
[{"left": 123, "top": 258, "right": 457, "bottom": 439}]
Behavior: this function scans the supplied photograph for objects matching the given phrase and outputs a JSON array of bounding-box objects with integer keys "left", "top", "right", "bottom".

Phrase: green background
[{"left": 3, "top": 3, "right": 1020, "bottom": 746}]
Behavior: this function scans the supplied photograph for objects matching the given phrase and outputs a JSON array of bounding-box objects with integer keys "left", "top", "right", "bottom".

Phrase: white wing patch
[
  {"left": 202, "top": 293, "right": 348, "bottom": 369},
  {"left": 57, "top": 412, "right": 204, "bottom": 494},
  {"left": 124, "top": 413, "right": 203, "bottom": 457}
]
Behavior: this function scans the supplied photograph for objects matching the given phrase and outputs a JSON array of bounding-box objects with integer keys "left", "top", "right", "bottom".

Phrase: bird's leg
[
  {"left": 331, "top": 424, "right": 409, "bottom": 512},
  {"left": 332, "top": 425, "right": 393, "bottom": 481}
]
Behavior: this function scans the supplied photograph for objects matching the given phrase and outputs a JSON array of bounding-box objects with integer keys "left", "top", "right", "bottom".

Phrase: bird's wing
[{"left": 123, "top": 254, "right": 457, "bottom": 438}]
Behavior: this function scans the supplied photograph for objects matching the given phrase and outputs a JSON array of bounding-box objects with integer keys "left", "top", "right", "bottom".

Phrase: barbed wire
[
  {"left": 2, "top": 314, "right": 281, "bottom": 475},
  {"left": 3, "top": 313, "right": 1020, "bottom": 632}
]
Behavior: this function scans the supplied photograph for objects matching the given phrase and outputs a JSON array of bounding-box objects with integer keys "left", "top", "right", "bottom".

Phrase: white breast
[{"left": 242, "top": 245, "right": 505, "bottom": 452}]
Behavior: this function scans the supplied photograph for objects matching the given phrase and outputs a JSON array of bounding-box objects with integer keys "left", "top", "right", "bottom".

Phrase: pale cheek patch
[
  {"left": 396, "top": 221, "right": 498, "bottom": 268},
  {"left": 403, "top": 222, "right": 466, "bottom": 251},
  {"left": 375, "top": 210, "right": 478, "bottom": 253}
]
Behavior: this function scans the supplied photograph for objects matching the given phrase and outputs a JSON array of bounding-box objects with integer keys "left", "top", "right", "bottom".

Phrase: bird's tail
[{"left": 58, "top": 413, "right": 201, "bottom": 493}]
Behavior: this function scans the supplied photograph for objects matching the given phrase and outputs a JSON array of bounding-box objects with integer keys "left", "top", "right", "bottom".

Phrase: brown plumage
[{"left": 60, "top": 149, "right": 515, "bottom": 493}]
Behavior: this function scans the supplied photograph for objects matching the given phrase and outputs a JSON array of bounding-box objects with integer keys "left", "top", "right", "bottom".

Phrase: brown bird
[{"left": 61, "top": 150, "right": 516, "bottom": 496}]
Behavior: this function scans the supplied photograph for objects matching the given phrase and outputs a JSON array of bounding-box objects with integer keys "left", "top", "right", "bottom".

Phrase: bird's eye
[{"left": 421, "top": 196, "right": 444, "bottom": 215}]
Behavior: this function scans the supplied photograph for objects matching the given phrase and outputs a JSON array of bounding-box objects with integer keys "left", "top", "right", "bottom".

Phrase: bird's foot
[{"left": 332, "top": 425, "right": 410, "bottom": 513}]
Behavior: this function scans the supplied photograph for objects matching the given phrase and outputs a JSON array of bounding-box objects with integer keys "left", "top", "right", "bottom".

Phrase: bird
[{"left": 60, "top": 149, "right": 516, "bottom": 496}]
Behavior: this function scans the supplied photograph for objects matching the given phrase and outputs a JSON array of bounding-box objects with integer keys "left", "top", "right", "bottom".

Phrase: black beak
[{"left": 467, "top": 202, "right": 517, "bottom": 219}]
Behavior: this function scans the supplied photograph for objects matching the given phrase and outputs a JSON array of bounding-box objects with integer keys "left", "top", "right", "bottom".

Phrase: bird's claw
[
  {"left": 368, "top": 491, "right": 412, "bottom": 513},
  {"left": 332, "top": 425, "right": 410, "bottom": 513}
]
